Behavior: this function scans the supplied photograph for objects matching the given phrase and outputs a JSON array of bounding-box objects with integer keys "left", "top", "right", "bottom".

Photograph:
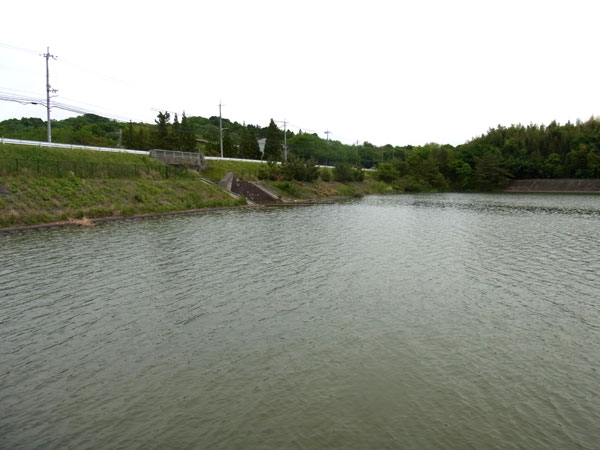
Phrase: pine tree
[
  {"left": 239, "top": 126, "right": 261, "bottom": 159},
  {"left": 135, "top": 127, "right": 150, "bottom": 150},
  {"left": 263, "top": 119, "right": 282, "bottom": 161},
  {"left": 122, "top": 121, "right": 135, "bottom": 149},
  {"left": 154, "top": 111, "right": 171, "bottom": 149},
  {"left": 222, "top": 131, "right": 236, "bottom": 157},
  {"left": 171, "top": 113, "right": 181, "bottom": 150},
  {"left": 180, "top": 112, "right": 197, "bottom": 152}
]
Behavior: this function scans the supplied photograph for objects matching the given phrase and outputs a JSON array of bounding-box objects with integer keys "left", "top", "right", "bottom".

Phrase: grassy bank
[
  {"left": 261, "top": 176, "right": 396, "bottom": 200},
  {"left": 0, "top": 145, "right": 392, "bottom": 228},
  {"left": 200, "top": 159, "right": 267, "bottom": 181},
  {"left": 0, "top": 145, "right": 247, "bottom": 228},
  {"left": 0, "top": 175, "right": 245, "bottom": 228},
  {"left": 0, "top": 143, "right": 163, "bottom": 167},
  {"left": 201, "top": 159, "right": 395, "bottom": 199}
]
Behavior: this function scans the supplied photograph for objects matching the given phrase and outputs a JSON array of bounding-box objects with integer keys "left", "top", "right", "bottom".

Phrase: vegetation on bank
[
  {"left": 0, "top": 175, "right": 245, "bottom": 228},
  {"left": 0, "top": 145, "right": 245, "bottom": 228},
  {"left": 3, "top": 112, "right": 600, "bottom": 228},
  {"left": 0, "top": 143, "right": 383, "bottom": 227},
  {"left": 2, "top": 113, "right": 599, "bottom": 193},
  {"left": 0, "top": 144, "right": 177, "bottom": 179}
]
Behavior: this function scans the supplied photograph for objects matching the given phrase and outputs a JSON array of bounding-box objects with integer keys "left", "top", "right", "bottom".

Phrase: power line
[
  {"left": 0, "top": 93, "right": 46, "bottom": 106},
  {"left": 0, "top": 86, "right": 45, "bottom": 97},
  {"left": 0, "top": 42, "right": 39, "bottom": 55}
]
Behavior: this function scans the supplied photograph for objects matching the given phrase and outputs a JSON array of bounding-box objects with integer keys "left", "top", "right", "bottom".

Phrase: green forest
[{"left": 1, "top": 113, "right": 599, "bottom": 191}]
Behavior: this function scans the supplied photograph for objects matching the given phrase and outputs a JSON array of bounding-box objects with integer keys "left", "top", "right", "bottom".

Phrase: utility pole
[
  {"left": 276, "top": 119, "right": 288, "bottom": 161},
  {"left": 283, "top": 119, "right": 287, "bottom": 162},
  {"left": 219, "top": 101, "right": 224, "bottom": 158},
  {"left": 43, "top": 47, "right": 57, "bottom": 143},
  {"left": 324, "top": 129, "right": 331, "bottom": 141}
]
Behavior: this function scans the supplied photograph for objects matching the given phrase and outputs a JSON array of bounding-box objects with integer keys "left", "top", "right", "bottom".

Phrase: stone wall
[{"left": 505, "top": 179, "right": 600, "bottom": 193}]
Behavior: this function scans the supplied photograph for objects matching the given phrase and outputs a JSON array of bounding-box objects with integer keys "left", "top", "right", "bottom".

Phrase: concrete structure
[
  {"left": 150, "top": 149, "right": 206, "bottom": 169},
  {"left": 219, "top": 172, "right": 281, "bottom": 203},
  {"left": 505, "top": 179, "right": 600, "bottom": 193}
]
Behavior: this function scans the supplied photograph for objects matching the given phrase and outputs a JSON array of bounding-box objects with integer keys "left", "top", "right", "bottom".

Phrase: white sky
[{"left": 1, "top": 0, "right": 598, "bottom": 146}]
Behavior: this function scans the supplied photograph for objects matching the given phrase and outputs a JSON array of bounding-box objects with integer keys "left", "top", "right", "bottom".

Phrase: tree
[
  {"left": 333, "top": 162, "right": 364, "bottom": 182},
  {"left": 122, "top": 121, "right": 135, "bottom": 148},
  {"left": 450, "top": 159, "right": 473, "bottom": 189},
  {"left": 263, "top": 119, "right": 282, "bottom": 161},
  {"left": 179, "top": 112, "right": 197, "bottom": 152},
  {"left": 153, "top": 111, "right": 171, "bottom": 149},
  {"left": 171, "top": 113, "right": 181, "bottom": 150},
  {"left": 473, "top": 153, "right": 511, "bottom": 190},
  {"left": 287, "top": 133, "right": 323, "bottom": 160},
  {"left": 541, "top": 153, "right": 562, "bottom": 178},
  {"left": 281, "top": 156, "right": 319, "bottom": 182},
  {"left": 376, "top": 162, "right": 401, "bottom": 183},
  {"left": 565, "top": 144, "right": 589, "bottom": 177},
  {"left": 135, "top": 127, "right": 151, "bottom": 150},
  {"left": 239, "top": 126, "right": 261, "bottom": 159},
  {"left": 222, "top": 131, "right": 236, "bottom": 158}
]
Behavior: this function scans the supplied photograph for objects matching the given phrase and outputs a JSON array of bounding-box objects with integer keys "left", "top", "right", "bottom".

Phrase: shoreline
[
  {"left": 0, "top": 205, "right": 258, "bottom": 233},
  {"left": 3, "top": 179, "right": 600, "bottom": 233},
  {"left": 0, "top": 198, "right": 350, "bottom": 233}
]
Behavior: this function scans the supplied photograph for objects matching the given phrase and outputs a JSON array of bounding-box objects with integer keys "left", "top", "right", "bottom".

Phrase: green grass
[
  {"left": 261, "top": 177, "right": 394, "bottom": 200},
  {"left": 0, "top": 175, "right": 245, "bottom": 228},
  {"left": 0, "top": 145, "right": 399, "bottom": 227},
  {"left": 0, "top": 143, "right": 157, "bottom": 164},
  {"left": 200, "top": 159, "right": 267, "bottom": 181},
  {"left": 200, "top": 160, "right": 393, "bottom": 199},
  {"left": 0, "top": 144, "right": 189, "bottom": 179}
]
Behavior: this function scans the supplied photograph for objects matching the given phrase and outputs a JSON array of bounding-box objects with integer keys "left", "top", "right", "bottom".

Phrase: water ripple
[{"left": 1, "top": 194, "right": 599, "bottom": 450}]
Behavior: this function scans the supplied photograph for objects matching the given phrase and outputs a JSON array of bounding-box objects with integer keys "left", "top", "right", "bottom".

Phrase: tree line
[{"left": 1, "top": 113, "right": 599, "bottom": 191}]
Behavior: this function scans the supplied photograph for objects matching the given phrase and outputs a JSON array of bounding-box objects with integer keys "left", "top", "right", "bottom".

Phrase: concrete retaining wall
[
  {"left": 219, "top": 173, "right": 281, "bottom": 203},
  {"left": 505, "top": 179, "right": 600, "bottom": 193}
]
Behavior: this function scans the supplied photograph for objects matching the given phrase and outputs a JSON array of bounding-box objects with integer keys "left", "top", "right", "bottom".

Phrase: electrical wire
[
  {"left": 0, "top": 43, "right": 40, "bottom": 55},
  {"left": 2, "top": 43, "right": 361, "bottom": 138}
]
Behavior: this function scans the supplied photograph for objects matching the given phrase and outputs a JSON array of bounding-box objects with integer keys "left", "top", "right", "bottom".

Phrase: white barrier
[
  {"left": 1, "top": 138, "right": 372, "bottom": 170},
  {"left": 0, "top": 137, "right": 150, "bottom": 155}
]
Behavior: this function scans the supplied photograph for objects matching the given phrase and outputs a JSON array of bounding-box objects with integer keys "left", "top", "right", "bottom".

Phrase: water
[{"left": 1, "top": 194, "right": 599, "bottom": 449}]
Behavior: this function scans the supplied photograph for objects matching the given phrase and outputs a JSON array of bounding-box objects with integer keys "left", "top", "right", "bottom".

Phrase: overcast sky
[{"left": 1, "top": 0, "right": 598, "bottom": 146}]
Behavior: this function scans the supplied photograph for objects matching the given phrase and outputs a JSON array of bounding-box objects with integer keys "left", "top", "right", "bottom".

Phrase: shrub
[
  {"left": 375, "top": 162, "right": 401, "bottom": 183},
  {"left": 273, "top": 180, "right": 301, "bottom": 195},
  {"left": 333, "top": 162, "right": 364, "bottom": 182},
  {"left": 281, "top": 156, "right": 319, "bottom": 182},
  {"left": 257, "top": 161, "right": 282, "bottom": 181}
]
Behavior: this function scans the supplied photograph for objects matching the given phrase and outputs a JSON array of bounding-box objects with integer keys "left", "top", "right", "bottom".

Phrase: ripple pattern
[{"left": 1, "top": 193, "right": 599, "bottom": 449}]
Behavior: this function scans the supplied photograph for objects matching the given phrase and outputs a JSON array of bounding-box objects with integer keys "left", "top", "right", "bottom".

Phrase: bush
[
  {"left": 272, "top": 180, "right": 301, "bottom": 195},
  {"left": 281, "top": 156, "right": 319, "bottom": 182},
  {"left": 257, "top": 161, "right": 282, "bottom": 181},
  {"left": 404, "top": 176, "right": 432, "bottom": 192},
  {"left": 320, "top": 168, "right": 332, "bottom": 182},
  {"left": 375, "top": 162, "right": 400, "bottom": 183},
  {"left": 333, "top": 162, "right": 364, "bottom": 182}
]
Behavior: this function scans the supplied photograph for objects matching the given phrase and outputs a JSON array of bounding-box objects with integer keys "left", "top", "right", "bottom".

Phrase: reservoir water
[{"left": 1, "top": 193, "right": 599, "bottom": 449}]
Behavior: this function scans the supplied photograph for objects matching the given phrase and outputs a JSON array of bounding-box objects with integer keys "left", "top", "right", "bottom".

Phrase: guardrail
[
  {"left": 150, "top": 149, "right": 205, "bottom": 167},
  {"left": 1, "top": 138, "right": 373, "bottom": 170},
  {"left": 0, "top": 137, "right": 149, "bottom": 155}
]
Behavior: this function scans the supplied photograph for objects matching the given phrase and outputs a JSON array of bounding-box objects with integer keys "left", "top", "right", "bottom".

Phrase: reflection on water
[{"left": 1, "top": 194, "right": 599, "bottom": 449}]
